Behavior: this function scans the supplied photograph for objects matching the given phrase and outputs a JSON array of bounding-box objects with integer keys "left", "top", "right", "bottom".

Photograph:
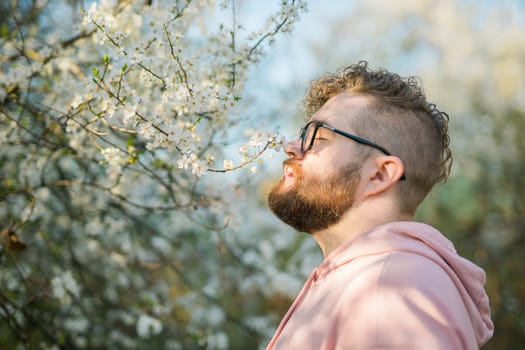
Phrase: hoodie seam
[{"left": 374, "top": 252, "right": 395, "bottom": 346}]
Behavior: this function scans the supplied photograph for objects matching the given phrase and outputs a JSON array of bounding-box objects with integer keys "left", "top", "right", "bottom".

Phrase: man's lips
[
  {"left": 281, "top": 159, "right": 300, "bottom": 182},
  {"left": 284, "top": 165, "right": 295, "bottom": 178}
]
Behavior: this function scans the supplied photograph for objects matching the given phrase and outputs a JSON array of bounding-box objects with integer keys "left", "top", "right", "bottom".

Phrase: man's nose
[{"left": 284, "top": 139, "right": 304, "bottom": 159}]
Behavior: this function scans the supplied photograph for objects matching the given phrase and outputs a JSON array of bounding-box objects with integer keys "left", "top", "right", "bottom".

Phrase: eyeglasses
[{"left": 299, "top": 121, "right": 406, "bottom": 180}]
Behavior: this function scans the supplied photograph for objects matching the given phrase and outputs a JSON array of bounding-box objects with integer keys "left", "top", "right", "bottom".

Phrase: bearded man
[{"left": 266, "top": 61, "right": 494, "bottom": 349}]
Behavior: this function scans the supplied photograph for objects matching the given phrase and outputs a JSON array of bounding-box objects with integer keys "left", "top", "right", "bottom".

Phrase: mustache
[
  {"left": 283, "top": 158, "right": 301, "bottom": 169},
  {"left": 283, "top": 159, "right": 302, "bottom": 176},
  {"left": 281, "top": 158, "right": 303, "bottom": 182}
]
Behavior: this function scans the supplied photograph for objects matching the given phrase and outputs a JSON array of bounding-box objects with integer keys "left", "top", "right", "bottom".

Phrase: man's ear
[{"left": 362, "top": 155, "right": 405, "bottom": 197}]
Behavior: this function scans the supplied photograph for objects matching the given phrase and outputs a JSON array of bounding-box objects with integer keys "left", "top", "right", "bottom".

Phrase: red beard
[{"left": 268, "top": 159, "right": 361, "bottom": 233}]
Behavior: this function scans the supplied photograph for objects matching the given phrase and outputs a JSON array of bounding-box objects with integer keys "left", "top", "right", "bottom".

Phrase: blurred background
[
  {"left": 1, "top": 0, "right": 524, "bottom": 349},
  {"left": 243, "top": 1, "right": 525, "bottom": 348}
]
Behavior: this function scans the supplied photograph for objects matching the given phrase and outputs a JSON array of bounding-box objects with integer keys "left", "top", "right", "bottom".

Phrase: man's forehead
[{"left": 309, "top": 92, "right": 372, "bottom": 127}]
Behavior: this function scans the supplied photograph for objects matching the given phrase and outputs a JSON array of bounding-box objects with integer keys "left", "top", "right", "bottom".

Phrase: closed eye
[{"left": 312, "top": 137, "right": 329, "bottom": 147}]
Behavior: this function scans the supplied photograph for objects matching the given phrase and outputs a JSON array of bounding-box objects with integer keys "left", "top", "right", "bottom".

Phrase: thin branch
[
  {"left": 247, "top": 0, "right": 296, "bottom": 61},
  {"left": 49, "top": 179, "right": 186, "bottom": 212},
  {"left": 163, "top": 25, "right": 193, "bottom": 97},
  {"left": 207, "top": 140, "right": 272, "bottom": 173},
  {"left": 229, "top": 0, "right": 237, "bottom": 88}
]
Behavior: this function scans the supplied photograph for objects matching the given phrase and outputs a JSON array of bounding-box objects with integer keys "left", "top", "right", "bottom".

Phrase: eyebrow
[
  {"left": 310, "top": 117, "right": 329, "bottom": 124},
  {"left": 311, "top": 118, "right": 351, "bottom": 133}
]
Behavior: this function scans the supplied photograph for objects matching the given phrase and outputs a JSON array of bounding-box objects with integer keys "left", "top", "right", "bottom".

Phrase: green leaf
[
  {"left": 151, "top": 158, "right": 166, "bottom": 169},
  {"left": 0, "top": 24, "right": 8, "bottom": 38},
  {"left": 91, "top": 67, "right": 99, "bottom": 78}
]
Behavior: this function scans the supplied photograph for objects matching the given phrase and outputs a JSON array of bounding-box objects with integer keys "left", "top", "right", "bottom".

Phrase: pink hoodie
[{"left": 266, "top": 221, "right": 494, "bottom": 350}]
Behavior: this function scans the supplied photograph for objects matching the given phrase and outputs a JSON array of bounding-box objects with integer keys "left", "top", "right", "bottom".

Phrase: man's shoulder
[
  {"left": 375, "top": 251, "right": 454, "bottom": 287},
  {"left": 332, "top": 250, "right": 454, "bottom": 293},
  {"left": 327, "top": 251, "right": 464, "bottom": 323}
]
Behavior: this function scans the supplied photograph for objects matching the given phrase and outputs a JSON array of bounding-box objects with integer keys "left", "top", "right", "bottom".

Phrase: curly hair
[{"left": 305, "top": 61, "right": 453, "bottom": 213}]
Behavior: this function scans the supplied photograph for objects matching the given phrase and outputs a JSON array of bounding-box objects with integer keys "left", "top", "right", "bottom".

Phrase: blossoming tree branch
[{"left": 0, "top": 0, "right": 305, "bottom": 348}]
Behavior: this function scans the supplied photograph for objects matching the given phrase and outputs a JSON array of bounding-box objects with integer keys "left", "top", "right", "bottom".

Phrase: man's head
[{"left": 268, "top": 61, "right": 452, "bottom": 233}]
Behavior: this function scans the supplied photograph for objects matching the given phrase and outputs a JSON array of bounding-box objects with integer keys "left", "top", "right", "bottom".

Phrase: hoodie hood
[{"left": 312, "top": 221, "right": 494, "bottom": 346}]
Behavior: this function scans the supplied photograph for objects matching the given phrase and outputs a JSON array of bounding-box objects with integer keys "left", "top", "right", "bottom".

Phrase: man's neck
[{"left": 312, "top": 201, "right": 413, "bottom": 257}]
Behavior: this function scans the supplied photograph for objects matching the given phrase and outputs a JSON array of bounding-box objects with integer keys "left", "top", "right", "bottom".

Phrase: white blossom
[
  {"left": 204, "top": 332, "right": 228, "bottom": 349},
  {"left": 64, "top": 317, "right": 89, "bottom": 333},
  {"left": 51, "top": 271, "right": 81, "bottom": 304},
  {"left": 223, "top": 160, "right": 233, "bottom": 170},
  {"left": 137, "top": 314, "right": 163, "bottom": 338}
]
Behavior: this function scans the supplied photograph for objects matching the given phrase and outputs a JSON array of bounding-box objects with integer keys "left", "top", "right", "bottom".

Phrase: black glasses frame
[{"left": 299, "top": 121, "right": 406, "bottom": 180}]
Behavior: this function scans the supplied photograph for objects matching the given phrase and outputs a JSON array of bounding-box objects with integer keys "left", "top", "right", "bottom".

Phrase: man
[{"left": 266, "top": 61, "right": 494, "bottom": 349}]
